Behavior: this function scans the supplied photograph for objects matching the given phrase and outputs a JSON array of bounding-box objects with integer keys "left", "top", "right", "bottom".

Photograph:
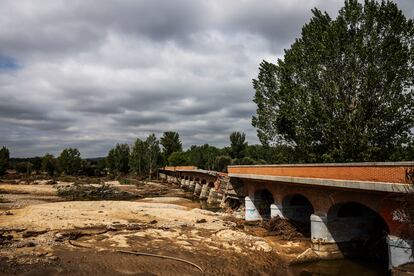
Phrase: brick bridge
[{"left": 160, "top": 162, "right": 414, "bottom": 268}]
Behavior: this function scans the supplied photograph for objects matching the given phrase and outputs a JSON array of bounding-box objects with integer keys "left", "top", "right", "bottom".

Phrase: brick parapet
[{"left": 228, "top": 162, "right": 414, "bottom": 184}]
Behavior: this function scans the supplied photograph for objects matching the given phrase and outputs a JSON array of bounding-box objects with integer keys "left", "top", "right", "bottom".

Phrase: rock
[
  {"left": 16, "top": 241, "right": 36, "bottom": 248},
  {"left": 196, "top": 219, "right": 207, "bottom": 223},
  {"left": 293, "top": 248, "right": 320, "bottom": 264},
  {"left": 252, "top": 241, "right": 273, "bottom": 252}
]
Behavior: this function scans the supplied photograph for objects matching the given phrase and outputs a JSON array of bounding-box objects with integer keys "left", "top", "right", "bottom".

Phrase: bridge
[{"left": 160, "top": 162, "right": 414, "bottom": 269}]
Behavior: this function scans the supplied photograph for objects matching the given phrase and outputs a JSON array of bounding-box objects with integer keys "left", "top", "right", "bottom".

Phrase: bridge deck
[{"left": 228, "top": 162, "right": 414, "bottom": 193}]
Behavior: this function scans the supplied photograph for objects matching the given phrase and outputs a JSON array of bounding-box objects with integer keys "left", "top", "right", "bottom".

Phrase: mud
[{"left": 0, "top": 178, "right": 312, "bottom": 275}]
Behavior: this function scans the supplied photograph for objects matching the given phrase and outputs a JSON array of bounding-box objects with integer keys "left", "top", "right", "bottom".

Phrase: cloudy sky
[{"left": 0, "top": 0, "right": 413, "bottom": 157}]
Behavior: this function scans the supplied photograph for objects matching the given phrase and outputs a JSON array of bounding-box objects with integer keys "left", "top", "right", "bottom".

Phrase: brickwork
[
  {"left": 244, "top": 179, "right": 409, "bottom": 236},
  {"left": 229, "top": 163, "right": 414, "bottom": 184},
  {"left": 164, "top": 166, "right": 197, "bottom": 171}
]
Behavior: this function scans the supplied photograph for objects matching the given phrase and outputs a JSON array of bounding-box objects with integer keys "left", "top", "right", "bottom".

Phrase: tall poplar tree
[{"left": 252, "top": 0, "right": 414, "bottom": 162}]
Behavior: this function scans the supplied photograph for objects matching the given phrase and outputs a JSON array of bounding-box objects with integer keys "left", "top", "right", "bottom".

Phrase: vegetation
[
  {"left": 58, "top": 148, "right": 82, "bottom": 175},
  {"left": 168, "top": 152, "right": 189, "bottom": 166},
  {"left": 129, "top": 138, "right": 147, "bottom": 175},
  {"left": 0, "top": 147, "right": 10, "bottom": 175},
  {"left": 41, "top": 154, "right": 58, "bottom": 176},
  {"left": 252, "top": 0, "right": 414, "bottom": 163},
  {"left": 113, "top": 144, "right": 130, "bottom": 175},
  {"left": 57, "top": 183, "right": 135, "bottom": 201},
  {"left": 229, "top": 131, "right": 247, "bottom": 159},
  {"left": 160, "top": 131, "right": 182, "bottom": 160}
]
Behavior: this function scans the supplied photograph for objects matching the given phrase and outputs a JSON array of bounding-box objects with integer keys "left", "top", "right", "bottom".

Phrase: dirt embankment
[{"left": 0, "top": 180, "right": 311, "bottom": 275}]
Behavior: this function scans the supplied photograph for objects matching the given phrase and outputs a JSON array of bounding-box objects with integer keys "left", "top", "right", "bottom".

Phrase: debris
[
  {"left": 22, "top": 230, "right": 48, "bottom": 238},
  {"left": 292, "top": 248, "right": 320, "bottom": 264},
  {"left": 261, "top": 217, "right": 309, "bottom": 240},
  {"left": 57, "top": 183, "right": 136, "bottom": 201},
  {"left": 118, "top": 250, "right": 204, "bottom": 273}
]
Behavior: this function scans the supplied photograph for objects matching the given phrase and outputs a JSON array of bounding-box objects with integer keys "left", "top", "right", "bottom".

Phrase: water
[{"left": 289, "top": 259, "right": 389, "bottom": 276}]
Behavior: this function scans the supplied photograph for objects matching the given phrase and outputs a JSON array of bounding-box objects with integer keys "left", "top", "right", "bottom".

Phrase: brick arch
[{"left": 326, "top": 191, "right": 383, "bottom": 214}]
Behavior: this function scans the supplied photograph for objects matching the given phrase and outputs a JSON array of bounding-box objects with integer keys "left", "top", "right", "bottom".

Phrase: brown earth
[{"left": 0, "top": 179, "right": 312, "bottom": 275}]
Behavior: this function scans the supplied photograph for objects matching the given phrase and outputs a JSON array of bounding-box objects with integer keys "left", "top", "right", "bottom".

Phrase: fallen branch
[
  {"left": 68, "top": 240, "right": 204, "bottom": 273},
  {"left": 118, "top": 250, "right": 204, "bottom": 273}
]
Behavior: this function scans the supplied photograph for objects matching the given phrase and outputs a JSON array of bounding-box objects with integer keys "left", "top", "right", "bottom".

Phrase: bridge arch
[
  {"left": 253, "top": 189, "right": 275, "bottom": 219},
  {"left": 282, "top": 194, "right": 314, "bottom": 224},
  {"left": 208, "top": 181, "right": 214, "bottom": 188},
  {"left": 201, "top": 179, "right": 207, "bottom": 184},
  {"left": 326, "top": 201, "right": 389, "bottom": 266}
]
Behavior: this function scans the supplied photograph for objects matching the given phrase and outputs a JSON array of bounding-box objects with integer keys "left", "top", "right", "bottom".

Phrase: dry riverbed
[{"left": 0, "top": 180, "right": 312, "bottom": 275}]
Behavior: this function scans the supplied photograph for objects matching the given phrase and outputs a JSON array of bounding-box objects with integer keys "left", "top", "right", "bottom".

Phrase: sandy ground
[{"left": 0, "top": 181, "right": 313, "bottom": 275}]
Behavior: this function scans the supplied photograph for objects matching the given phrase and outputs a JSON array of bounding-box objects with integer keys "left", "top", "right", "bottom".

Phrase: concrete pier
[{"left": 199, "top": 184, "right": 211, "bottom": 200}]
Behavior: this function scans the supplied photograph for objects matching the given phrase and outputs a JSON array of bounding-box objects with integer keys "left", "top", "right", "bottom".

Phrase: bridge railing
[{"left": 228, "top": 162, "right": 414, "bottom": 184}]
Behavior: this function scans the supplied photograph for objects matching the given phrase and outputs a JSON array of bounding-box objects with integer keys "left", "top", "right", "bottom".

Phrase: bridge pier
[
  {"left": 199, "top": 184, "right": 211, "bottom": 200},
  {"left": 207, "top": 189, "right": 223, "bottom": 205},
  {"left": 270, "top": 204, "right": 284, "bottom": 218},
  {"left": 188, "top": 180, "right": 195, "bottom": 191},
  {"left": 245, "top": 196, "right": 263, "bottom": 221},
  {"left": 387, "top": 236, "right": 414, "bottom": 268},
  {"left": 194, "top": 182, "right": 202, "bottom": 197}
]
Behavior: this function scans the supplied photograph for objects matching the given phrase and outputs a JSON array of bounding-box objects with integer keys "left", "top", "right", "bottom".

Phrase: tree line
[{"left": 0, "top": 131, "right": 293, "bottom": 178}]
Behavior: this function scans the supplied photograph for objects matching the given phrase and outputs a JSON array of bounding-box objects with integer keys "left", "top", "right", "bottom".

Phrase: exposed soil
[{"left": 0, "top": 178, "right": 312, "bottom": 275}]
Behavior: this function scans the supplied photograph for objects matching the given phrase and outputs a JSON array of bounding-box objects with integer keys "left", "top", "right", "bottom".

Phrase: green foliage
[
  {"left": 15, "top": 162, "right": 33, "bottom": 174},
  {"left": 252, "top": 0, "right": 414, "bottom": 162},
  {"left": 80, "top": 160, "right": 96, "bottom": 176},
  {"left": 106, "top": 148, "right": 116, "bottom": 175},
  {"left": 160, "top": 131, "right": 182, "bottom": 160},
  {"left": 128, "top": 134, "right": 162, "bottom": 179},
  {"left": 232, "top": 157, "right": 257, "bottom": 165},
  {"left": 168, "top": 152, "right": 189, "bottom": 166},
  {"left": 129, "top": 138, "right": 147, "bottom": 175},
  {"left": 58, "top": 148, "right": 82, "bottom": 175},
  {"left": 41, "top": 154, "right": 58, "bottom": 176},
  {"left": 0, "top": 146, "right": 10, "bottom": 175},
  {"left": 186, "top": 144, "right": 221, "bottom": 170},
  {"left": 146, "top": 134, "right": 161, "bottom": 180},
  {"left": 214, "top": 155, "right": 232, "bottom": 172},
  {"left": 229, "top": 132, "right": 247, "bottom": 159},
  {"left": 113, "top": 144, "right": 130, "bottom": 175}
]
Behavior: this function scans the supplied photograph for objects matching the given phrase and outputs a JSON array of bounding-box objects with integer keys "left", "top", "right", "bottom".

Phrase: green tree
[
  {"left": 106, "top": 148, "right": 116, "bottom": 175},
  {"left": 129, "top": 138, "right": 148, "bottom": 175},
  {"left": 0, "top": 146, "right": 10, "bottom": 175},
  {"left": 186, "top": 144, "right": 221, "bottom": 170},
  {"left": 160, "top": 131, "right": 182, "bottom": 160},
  {"left": 214, "top": 155, "right": 232, "bottom": 172},
  {"left": 168, "top": 152, "right": 189, "bottom": 166},
  {"left": 58, "top": 148, "right": 82, "bottom": 175},
  {"left": 114, "top": 144, "right": 130, "bottom": 175},
  {"left": 15, "top": 162, "right": 33, "bottom": 174},
  {"left": 229, "top": 132, "right": 247, "bottom": 159},
  {"left": 41, "top": 154, "right": 58, "bottom": 176},
  {"left": 146, "top": 134, "right": 161, "bottom": 181},
  {"left": 252, "top": 0, "right": 414, "bottom": 162}
]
